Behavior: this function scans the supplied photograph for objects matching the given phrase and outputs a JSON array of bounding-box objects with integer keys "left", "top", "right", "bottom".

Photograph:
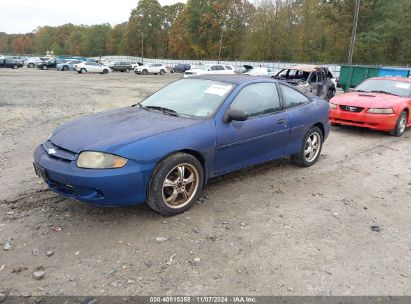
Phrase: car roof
[
  {"left": 289, "top": 64, "right": 324, "bottom": 72},
  {"left": 368, "top": 77, "right": 411, "bottom": 83},
  {"left": 191, "top": 75, "right": 277, "bottom": 85}
]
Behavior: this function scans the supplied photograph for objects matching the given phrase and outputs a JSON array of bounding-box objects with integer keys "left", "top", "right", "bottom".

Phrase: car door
[
  {"left": 85, "top": 62, "right": 95, "bottom": 72},
  {"left": 278, "top": 84, "right": 314, "bottom": 155},
  {"left": 214, "top": 82, "right": 290, "bottom": 174},
  {"left": 309, "top": 71, "right": 326, "bottom": 97}
]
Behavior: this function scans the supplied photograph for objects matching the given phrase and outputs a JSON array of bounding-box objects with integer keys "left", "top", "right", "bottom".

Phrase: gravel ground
[{"left": 0, "top": 69, "right": 410, "bottom": 296}]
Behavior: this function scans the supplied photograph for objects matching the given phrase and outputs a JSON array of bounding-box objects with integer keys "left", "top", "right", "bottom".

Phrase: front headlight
[
  {"left": 77, "top": 151, "right": 128, "bottom": 169},
  {"left": 367, "top": 108, "right": 394, "bottom": 114},
  {"left": 329, "top": 102, "right": 337, "bottom": 109}
]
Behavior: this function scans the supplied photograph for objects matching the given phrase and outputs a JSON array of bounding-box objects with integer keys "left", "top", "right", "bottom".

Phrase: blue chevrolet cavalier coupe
[{"left": 33, "top": 76, "right": 330, "bottom": 215}]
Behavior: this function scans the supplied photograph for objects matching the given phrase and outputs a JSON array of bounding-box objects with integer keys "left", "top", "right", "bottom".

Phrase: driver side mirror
[
  {"left": 348, "top": 88, "right": 354, "bottom": 92},
  {"left": 225, "top": 109, "right": 248, "bottom": 122}
]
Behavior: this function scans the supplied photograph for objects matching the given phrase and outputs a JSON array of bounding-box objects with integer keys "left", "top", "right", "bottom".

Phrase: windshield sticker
[
  {"left": 204, "top": 84, "right": 232, "bottom": 96},
  {"left": 396, "top": 83, "right": 410, "bottom": 89}
]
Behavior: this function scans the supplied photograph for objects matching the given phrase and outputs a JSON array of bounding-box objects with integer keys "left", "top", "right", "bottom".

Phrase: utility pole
[
  {"left": 218, "top": 28, "right": 224, "bottom": 64},
  {"left": 141, "top": 33, "right": 144, "bottom": 64},
  {"left": 348, "top": 0, "right": 360, "bottom": 65}
]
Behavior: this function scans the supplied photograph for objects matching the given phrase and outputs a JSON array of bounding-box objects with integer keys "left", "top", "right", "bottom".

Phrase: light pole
[
  {"left": 348, "top": 0, "right": 360, "bottom": 65},
  {"left": 218, "top": 28, "right": 224, "bottom": 63},
  {"left": 141, "top": 32, "right": 144, "bottom": 64},
  {"left": 139, "top": 13, "right": 144, "bottom": 64}
]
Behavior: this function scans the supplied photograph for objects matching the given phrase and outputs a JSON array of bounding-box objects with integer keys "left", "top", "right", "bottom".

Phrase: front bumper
[
  {"left": 33, "top": 144, "right": 151, "bottom": 206},
  {"left": 330, "top": 108, "right": 397, "bottom": 131}
]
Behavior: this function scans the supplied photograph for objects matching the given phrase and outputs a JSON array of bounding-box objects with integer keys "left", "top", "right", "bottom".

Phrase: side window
[
  {"left": 321, "top": 71, "right": 327, "bottom": 82},
  {"left": 231, "top": 83, "right": 281, "bottom": 117},
  {"left": 225, "top": 65, "right": 233, "bottom": 70},
  {"left": 281, "top": 85, "right": 310, "bottom": 109},
  {"left": 310, "top": 72, "right": 317, "bottom": 83},
  {"left": 210, "top": 65, "right": 218, "bottom": 71}
]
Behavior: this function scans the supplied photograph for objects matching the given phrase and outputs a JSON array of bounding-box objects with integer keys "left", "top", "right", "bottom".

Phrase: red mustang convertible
[{"left": 329, "top": 77, "right": 411, "bottom": 136}]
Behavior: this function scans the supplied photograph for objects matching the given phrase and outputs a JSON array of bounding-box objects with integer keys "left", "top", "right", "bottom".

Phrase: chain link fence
[{"left": 4, "top": 53, "right": 411, "bottom": 78}]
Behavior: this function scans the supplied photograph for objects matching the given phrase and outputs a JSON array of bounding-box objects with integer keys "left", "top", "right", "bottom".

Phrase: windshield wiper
[
  {"left": 370, "top": 90, "right": 399, "bottom": 96},
  {"left": 353, "top": 89, "right": 369, "bottom": 93},
  {"left": 144, "top": 105, "right": 179, "bottom": 116}
]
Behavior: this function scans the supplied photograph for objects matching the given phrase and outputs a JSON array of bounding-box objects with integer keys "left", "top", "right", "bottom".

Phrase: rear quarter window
[{"left": 280, "top": 85, "right": 310, "bottom": 109}]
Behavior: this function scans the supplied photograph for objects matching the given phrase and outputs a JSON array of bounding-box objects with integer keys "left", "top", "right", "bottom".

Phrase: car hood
[
  {"left": 331, "top": 92, "right": 406, "bottom": 108},
  {"left": 50, "top": 107, "right": 203, "bottom": 154}
]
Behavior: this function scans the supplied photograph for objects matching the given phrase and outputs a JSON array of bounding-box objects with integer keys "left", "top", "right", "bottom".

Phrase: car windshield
[
  {"left": 355, "top": 79, "right": 411, "bottom": 97},
  {"left": 140, "top": 79, "right": 234, "bottom": 118}
]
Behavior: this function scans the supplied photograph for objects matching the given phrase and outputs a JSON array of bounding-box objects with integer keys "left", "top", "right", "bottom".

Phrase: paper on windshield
[
  {"left": 204, "top": 84, "right": 232, "bottom": 96},
  {"left": 396, "top": 83, "right": 410, "bottom": 89}
]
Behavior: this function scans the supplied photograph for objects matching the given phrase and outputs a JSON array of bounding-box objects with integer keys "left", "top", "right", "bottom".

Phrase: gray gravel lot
[{"left": 0, "top": 69, "right": 410, "bottom": 296}]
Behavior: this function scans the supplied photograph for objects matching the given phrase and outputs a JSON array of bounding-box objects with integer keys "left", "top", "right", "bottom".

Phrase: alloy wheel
[
  {"left": 162, "top": 163, "right": 199, "bottom": 209},
  {"left": 304, "top": 132, "right": 321, "bottom": 162},
  {"left": 399, "top": 114, "right": 407, "bottom": 133}
]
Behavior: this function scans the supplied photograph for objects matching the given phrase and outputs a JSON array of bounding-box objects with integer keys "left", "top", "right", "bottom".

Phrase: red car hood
[{"left": 331, "top": 92, "right": 407, "bottom": 108}]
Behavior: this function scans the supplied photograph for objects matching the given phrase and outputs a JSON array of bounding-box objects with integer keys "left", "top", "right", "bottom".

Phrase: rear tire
[
  {"left": 12, "top": 64, "right": 18, "bottom": 69},
  {"left": 28, "top": 63, "right": 34, "bottom": 68},
  {"left": 125, "top": 68, "right": 130, "bottom": 73},
  {"left": 142, "top": 69, "right": 148, "bottom": 75},
  {"left": 291, "top": 126, "right": 323, "bottom": 167},
  {"left": 390, "top": 111, "right": 408, "bottom": 137},
  {"left": 147, "top": 153, "right": 204, "bottom": 216},
  {"left": 63, "top": 66, "right": 69, "bottom": 71},
  {"left": 102, "top": 69, "right": 109, "bottom": 74},
  {"left": 160, "top": 69, "right": 165, "bottom": 75}
]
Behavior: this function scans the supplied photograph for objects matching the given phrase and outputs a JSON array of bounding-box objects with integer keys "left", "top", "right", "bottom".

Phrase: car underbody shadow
[{"left": 207, "top": 157, "right": 293, "bottom": 187}]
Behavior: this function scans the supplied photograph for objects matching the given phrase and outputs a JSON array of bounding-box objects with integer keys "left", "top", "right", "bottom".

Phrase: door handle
[{"left": 278, "top": 118, "right": 286, "bottom": 125}]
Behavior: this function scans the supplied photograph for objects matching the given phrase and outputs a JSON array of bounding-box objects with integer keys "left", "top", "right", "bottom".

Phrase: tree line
[{"left": 0, "top": 0, "right": 410, "bottom": 65}]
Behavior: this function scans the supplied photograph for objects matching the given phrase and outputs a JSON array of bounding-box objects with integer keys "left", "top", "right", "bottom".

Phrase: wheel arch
[
  {"left": 148, "top": 149, "right": 208, "bottom": 196},
  {"left": 402, "top": 107, "right": 410, "bottom": 124},
  {"left": 312, "top": 122, "right": 325, "bottom": 138}
]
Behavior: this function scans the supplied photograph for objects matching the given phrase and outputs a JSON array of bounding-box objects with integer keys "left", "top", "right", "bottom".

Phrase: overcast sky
[{"left": 0, "top": 0, "right": 186, "bottom": 34}]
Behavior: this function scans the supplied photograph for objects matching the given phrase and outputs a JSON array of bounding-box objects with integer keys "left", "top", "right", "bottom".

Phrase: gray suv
[{"left": 275, "top": 65, "right": 336, "bottom": 100}]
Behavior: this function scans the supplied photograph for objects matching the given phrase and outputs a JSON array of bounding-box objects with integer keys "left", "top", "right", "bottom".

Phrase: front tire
[
  {"left": 28, "top": 63, "right": 34, "bottom": 68},
  {"left": 160, "top": 69, "right": 165, "bottom": 75},
  {"left": 102, "top": 69, "right": 109, "bottom": 74},
  {"left": 390, "top": 111, "right": 408, "bottom": 137},
  {"left": 147, "top": 153, "right": 204, "bottom": 216},
  {"left": 125, "top": 67, "right": 130, "bottom": 73},
  {"left": 42, "top": 65, "right": 47, "bottom": 70},
  {"left": 81, "top": 68, "right": 87, "bottom": 74},
  {"left": 63, "top": 66, "right": 69, "bottom": 71},
  {"left": 12, "top": 64, "right": 18, "bottom": 69},
  {"left": 291, "top": 126, "right": 323, "bottom": 167},
  {"left": 142, "top": 69, "right": 148, "bottom": 75}
]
